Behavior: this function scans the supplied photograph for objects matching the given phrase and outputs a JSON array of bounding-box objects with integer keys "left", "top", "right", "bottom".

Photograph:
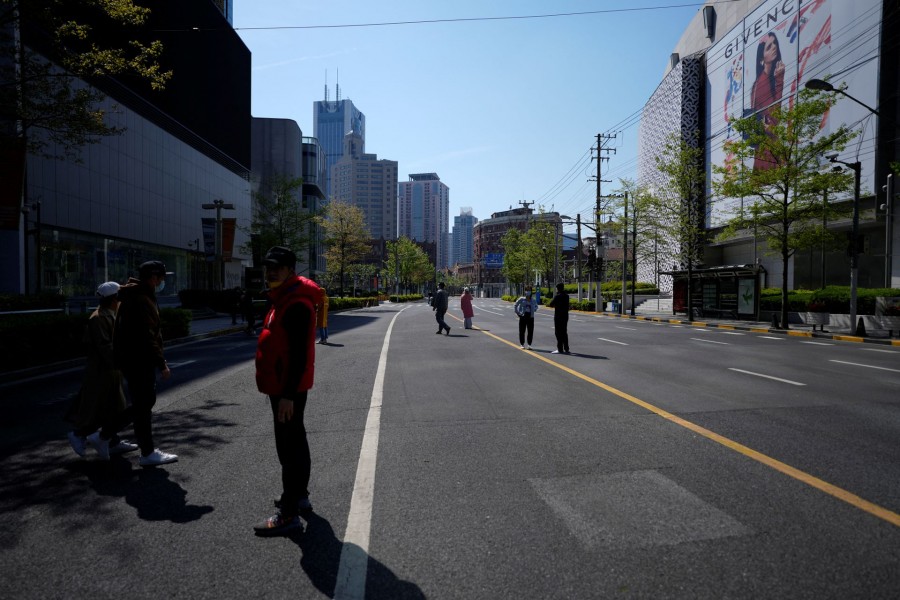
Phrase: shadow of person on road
[
  {"left": 68, "top": 458, "right": 213, "bottom": 523},
  {"left": 288, "top": 512, "right": 425, "bottom": 599}
]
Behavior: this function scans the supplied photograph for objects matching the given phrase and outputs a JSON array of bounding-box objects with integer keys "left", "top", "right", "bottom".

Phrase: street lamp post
[
  {"left": 807, "top": 78, "right": 880, "bottom": 336},
  {"left": 201, "top": 199, "right": 235, "bottom": 290},
  {"left": 883, "top": 174, "right": 894, "bottom": 288}
]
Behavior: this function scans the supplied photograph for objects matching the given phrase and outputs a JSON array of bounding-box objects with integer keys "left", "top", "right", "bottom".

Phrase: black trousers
[
  {"left": 122, "top": 366, "right": 157, "bottom": 456},
  {"left": 270, "top": 393, "right": 310, "bottom": 516},
  {"left": 435, "top": 310, "right": 448, "bottom": 332},
  {"left": 554, "top": 318, "right": 569, "bottom": 352},
  {"left": 518, "top": 314, "right": 534, "bottom": 345}
]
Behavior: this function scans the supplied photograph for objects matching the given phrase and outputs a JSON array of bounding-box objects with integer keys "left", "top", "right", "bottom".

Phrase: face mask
[
  {"left": 155, "top": 281, "right": 166, "bottom": 293},
  {"left": 267, "top": 279, "right": 283, "bottom": 290}
]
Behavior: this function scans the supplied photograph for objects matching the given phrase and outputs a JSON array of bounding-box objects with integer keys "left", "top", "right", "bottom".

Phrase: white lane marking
[
  {"left": 720, "top": 332, "right": 745, "bottom": 336},
  {"left": 691, "top": 338, "right": 729, "bottom": 345},
  {"left": 759, "top": 336, "right": 784, "bottom": 340},
  {"left": 166, "top": 360, "right": 197, "bottom": 369},
  {"left": 474, "top": 306, "right": 506, "bottom": 316},
  {"left": 693, "top": 328, "right": 713, "bottom": 333},
  {"left": 615, "top": 326, "right": 637, "bottom": 331},
  {"left": 670, "top": 325, "right": 683, "bottom": 328},
  {"left": 334, "top": 307, "right": 406, "bottom": 599},
  {"left": 728, "top": 368, "right": 805, "bottom": 386},
  {"left": 597, "top": 337, "right": 628, "bottom": 346},
  {"left": 858, "top": 348, "right": 899, "bottom": 354},
  {"left": 802, "top": 341, "right": 834, "bottom": 346},
  {"left": 829, "top": 360, "right": 900, "bottom": 374}
]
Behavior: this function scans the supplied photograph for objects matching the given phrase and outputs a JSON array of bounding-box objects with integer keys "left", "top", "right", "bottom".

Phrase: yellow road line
[
  {"left": 477, "top": 327, "right": 900, "bottom": 528},
  {"left": 750, "top": 327, "right": 769, "bottom": 333},
  {"left": 718, "top": 325, "right": 736, "bottom": 330},
  {"left": 691, "top": 322, "right": 709, "bottom": 327}
]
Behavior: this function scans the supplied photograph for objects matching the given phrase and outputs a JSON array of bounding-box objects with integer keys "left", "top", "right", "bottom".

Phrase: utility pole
[
  {"left": 576, "top": 214, "right": 583, "bottom": 301},
  {"left": 519, "top": 199, "right": 534, "bottom": 291},
  {"left": 592, "top": 133, "right": 615, "bottom": 304},
  {"left": 621, "top": 191, "right": 628, "bottom": 315}
]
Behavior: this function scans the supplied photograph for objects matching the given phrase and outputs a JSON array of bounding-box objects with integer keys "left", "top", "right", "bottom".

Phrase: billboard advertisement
[
  {"left": 484, "top": 252, "right": 504, "bottom": 269},
  {"left": 706, "top": 0, "right": 882, "bottom": 227}
]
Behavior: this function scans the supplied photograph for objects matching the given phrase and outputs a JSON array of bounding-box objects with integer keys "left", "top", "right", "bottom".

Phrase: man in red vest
[{"left": 253, "top": 246, "right": 321, "bottom": 536}]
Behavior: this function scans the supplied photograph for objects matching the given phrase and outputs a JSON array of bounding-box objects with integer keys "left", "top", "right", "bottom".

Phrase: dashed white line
[
  {"left": 691, "top": 338, "right": 730, "bottom": 345},
  {"left": 720, "top": 332, "right": 745, "bottom": 336},
  {"left": 829, "top": 360, "right": 900, "bottom": 374},
  {"left": 597, "top": 337, "right": 628, "bottom": 346},
  {"left": 858, "top": 348, "right": 899, "bottom": 354},
  {"left": 759, "top": 336, "right": 784, "bottom": 340},
  {"left": 615, "top": 326, "right": 637, "bottom": 331},
  {"left": 802, "top": 341, "right": 834, "bottom": 346},
  {"left": 728, "top": 368, "right": 805, "bottom": 386}
]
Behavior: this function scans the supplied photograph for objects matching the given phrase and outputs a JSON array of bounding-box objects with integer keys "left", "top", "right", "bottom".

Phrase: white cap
[{"left": 96, "top": 281, "right": 120, "bottom": 298}]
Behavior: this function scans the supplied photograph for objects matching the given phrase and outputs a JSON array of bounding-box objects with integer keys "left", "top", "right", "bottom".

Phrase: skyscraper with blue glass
[{"left": 313, "top": 88, "right": 365, "bottom": 201}]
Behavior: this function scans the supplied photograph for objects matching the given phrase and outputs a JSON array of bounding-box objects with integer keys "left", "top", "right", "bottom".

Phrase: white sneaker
[
  {"left": 139, "top": 449, "right": 178, "bottom": 467},
  {"left": 87, "top": 431, "right": 110, "bottom": 460},
  {"left": 67, "top": 432, "right": 87, "bottom": 457},
  {"left": 521, "top": 344, "right": 526, "bottom": 349},
  {"left": 551, "top": 350, "right": 560, "bottom": 354},
  {"left": 526, "top": 344, "right": 532, "bottom": 350},
  {"left": 109, "top": 440, "right": 139, "bottom": 455}
]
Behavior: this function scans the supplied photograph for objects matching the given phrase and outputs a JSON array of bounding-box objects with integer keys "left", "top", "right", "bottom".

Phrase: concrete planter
[{"left": 802, "top": 312, "right": 830, "bottom": 330}]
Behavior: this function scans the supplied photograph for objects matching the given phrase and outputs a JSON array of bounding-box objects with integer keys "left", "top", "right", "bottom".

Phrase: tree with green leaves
[
  {"left": 240, "top": 174, "right": 317, "bottom": 268},
  {"left": 649, "top": 131, "right": 709, "bottom": 321},
  {"left": 317, "top": 200, "right": 369, "bottom": 297},
  {"left": 500, "top": 228, "right": 527, "bottom": 291},
  {"left": 712, "top": 88, "right": 856, "bottom": 329},
  {"left": 1, "top": 0, "right": 171, "bottom": 159},
  {"left": 522, "top": 212, "right": 559, "bottom": 291},
  {"left": 386, "top": 236, "right": 433, "bottom": 294}
]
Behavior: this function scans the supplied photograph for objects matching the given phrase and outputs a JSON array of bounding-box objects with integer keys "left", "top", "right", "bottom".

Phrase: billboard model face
[{"left": 706, "top": 0, "right": 881, "bottom": 227}]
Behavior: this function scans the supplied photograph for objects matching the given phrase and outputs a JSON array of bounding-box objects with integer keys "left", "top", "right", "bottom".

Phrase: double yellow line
[{"left": 476, "top": 325, "right": 900, "bottom": 528}]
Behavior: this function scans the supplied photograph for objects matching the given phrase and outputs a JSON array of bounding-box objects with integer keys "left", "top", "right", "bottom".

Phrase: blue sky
[{"left": 233, "top": 1, "right": 702, "bottom": 231}]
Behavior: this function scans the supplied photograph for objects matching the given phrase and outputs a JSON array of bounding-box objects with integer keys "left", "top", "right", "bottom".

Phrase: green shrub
[
  {"left": 388, "top": 294, "right": 423, "bottom": 303},
  {"left": 160, "top": 308, "right": 192, "bottom": 339},
  {"left": 0, "top": 292, "right": 66, "bottom": 311}
]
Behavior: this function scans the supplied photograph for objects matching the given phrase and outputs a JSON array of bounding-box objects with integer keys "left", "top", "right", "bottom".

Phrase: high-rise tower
[
  {"left": 313, "top": 81, "right": 365, "bottom": 200},
  {"left": 398, "top": 173, "right": 450, "bottom": 269}
]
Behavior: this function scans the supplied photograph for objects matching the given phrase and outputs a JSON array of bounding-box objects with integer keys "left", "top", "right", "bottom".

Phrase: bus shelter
[{"left": 660, "top": 264, "right": 766, "bottom": 320}]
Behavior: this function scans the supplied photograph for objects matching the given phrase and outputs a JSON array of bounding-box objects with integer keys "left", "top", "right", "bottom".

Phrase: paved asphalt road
[{"left": 1, "top": 299, "right": 899, "bottom": 599}]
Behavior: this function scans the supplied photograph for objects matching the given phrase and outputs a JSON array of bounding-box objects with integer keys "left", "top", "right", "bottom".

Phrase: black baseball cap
[
  {"left": 138, "top": 260, "right": 166, "bottom": 278},
  {"left": 263, "top": 246, "right": 296, "bottom": 269}
]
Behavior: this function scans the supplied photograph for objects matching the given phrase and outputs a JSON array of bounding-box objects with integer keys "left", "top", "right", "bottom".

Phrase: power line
[{"left": 228, "top": 2, "right": 740, "bottom": 32}]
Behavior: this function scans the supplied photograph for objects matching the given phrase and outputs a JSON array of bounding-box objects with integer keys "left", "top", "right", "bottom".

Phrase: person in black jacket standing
[
  {"left": 549, "top": 283, "right": 570, "bottom": 354},
  {"left": 114, "top": 260, "right": 177, "bottom": 467}
]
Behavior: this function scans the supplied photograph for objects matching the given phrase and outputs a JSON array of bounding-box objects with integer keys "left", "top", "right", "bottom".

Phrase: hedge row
[
  {"left": 389, "top": 294, "right": 423, "bottom": 303},
  {"left": 760, "top": 286, "right": 900, "bottom": 314},
  {"left": 0, "top": 308, "right": 192, "bottom": 372}
]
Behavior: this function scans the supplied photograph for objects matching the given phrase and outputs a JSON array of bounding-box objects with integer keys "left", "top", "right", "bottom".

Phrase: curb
[
  {"left": 0, "top": 324, "right": 246, "bottom": 386},
  {"left": 588, "top": 310, "right": 900, "bottom": 347}
]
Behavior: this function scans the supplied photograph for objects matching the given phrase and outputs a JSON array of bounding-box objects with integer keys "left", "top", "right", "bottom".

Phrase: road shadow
[
  {"left": 70, "top": 459, "right": 214, "bottom": 523},
  {"left": 0, "top": 398, "right": 231, "bottom": 547},
  {"left": 529, "top": 349, "right": 609, "bottom": 360},
  {"left": 288, "top": 512, "right": 426, "bottom": 599}
]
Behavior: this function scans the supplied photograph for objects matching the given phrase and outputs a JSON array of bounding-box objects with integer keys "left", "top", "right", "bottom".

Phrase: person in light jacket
[
  {"left": 514, "top": 289, "right": 539, "bottom": 349},
  {"left": 316, "top": 287, "right": 329, "bottom": 344},
  {"left": 460, "top": 287, "right": 475, "bottom": 329}
]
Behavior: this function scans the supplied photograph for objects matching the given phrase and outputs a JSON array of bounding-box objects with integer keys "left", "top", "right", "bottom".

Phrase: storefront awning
[{"left": 658, "top": 264, "right": 766, "bottom": 279}]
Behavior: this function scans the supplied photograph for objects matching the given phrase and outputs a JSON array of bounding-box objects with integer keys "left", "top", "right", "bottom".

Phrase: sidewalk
[
  {"left": 0, "top": 314, "right": 246, "bottom": 385},
  {"left": 596, "top": 308, "right": 900, "bottom": 346}
]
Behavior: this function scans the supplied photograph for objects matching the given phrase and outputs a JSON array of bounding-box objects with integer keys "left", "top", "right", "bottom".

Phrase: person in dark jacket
[
  {"left": 253, "top": 246, "right": 320, "bottom": 536},
  {"left": 432, "top": 282, "right": 450, "bottom": 335},
  {"left": 549, "top": 282, "right": 570, "bottom": 354},
  {"left": 114, "top": 260, "right": 176, "bottom": 467},
  {"left": 66, "top": 281, "right": 138, "bottom": 459}
]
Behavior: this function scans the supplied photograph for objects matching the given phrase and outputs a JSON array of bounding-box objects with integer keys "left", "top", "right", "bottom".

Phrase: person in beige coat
[{"left": 66, "top": 282, "right": 138, "bottom": 459}]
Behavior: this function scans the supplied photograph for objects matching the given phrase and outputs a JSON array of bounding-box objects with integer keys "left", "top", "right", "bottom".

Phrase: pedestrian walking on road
[
  {"left": 432, "top": 282, "right": 450, "bottom": 335},
  {"left": 114, "top": 260, "right": 177, "bottom": 467},
  {"left": 316, "top": 287, "right": 329, "bottom": 344},
  {"left": 460, "top": 287, "right": 475, "bottom": 329},
  {"left": 514, "top": 289, "right": 539, "bottom": 349},
  {"left": 65, "top": 282, "right": 139, "bottom": 459},
  {"left": 253, "top": 246, "right": 320, "bottom": 536},
  {"left": 549, "top": 283, "right": 570, "bottom": 354},
  {"left": 240, "top": 288, "right": 257, "bottom": 334}
]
